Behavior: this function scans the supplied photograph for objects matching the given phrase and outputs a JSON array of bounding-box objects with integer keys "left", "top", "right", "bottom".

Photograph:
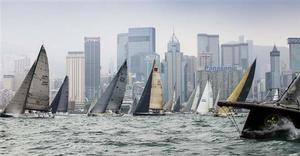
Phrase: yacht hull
[{"left": 218, "top": 101, "right": 300, "bottom": 139}]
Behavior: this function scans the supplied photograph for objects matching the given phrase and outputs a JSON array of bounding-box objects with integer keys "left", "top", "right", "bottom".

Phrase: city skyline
[{"left": 1, "top": 0, "right": 300, "bottom": 78}]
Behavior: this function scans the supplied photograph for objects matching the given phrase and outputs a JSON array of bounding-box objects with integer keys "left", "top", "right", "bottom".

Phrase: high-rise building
[
  {"left": 288, "top": 38, "right": 300, "bottom": 73},
  {"left": 128, "top": 27, "right": 156, "bottom": 80},
  {"left": 265, "top": 46, "right": 281, "bottom": 95},
  {"left": 14, "top": 56, "right": 31, "bottom": 90},
  {"left": 196, "top": 67, "right": 243, "bottom": 101},
  {"left": 3, "top": 75, "right": 15, "bottom": 91},
  {"left": 117, "top": 33, "right": 128, "bottom": 69},
  {"left": 270, "top": 46, "right": 281, "bottom": 89},
  {"left": 165, "top": 33, "right": 184, "bottom": 102},
  {"left": 183, "top": 55, "right": 197, "bottom": 99},
  {"left": 14, "top": 56, "right": 30, "bottom": 74},
  {"left": 221, "top": 43, "right": 249, "bottom": 70},
  {"left": 84, "top": 37, "right": 101, "bottom": 101},
  {"left": 66, "top": 51, "right": 85, "bottom": 112},
  {"left": 197, "top": 34, "right": 219, "bottom": 69},
  {"left": 161, "top": 60, "right": 168, "bottom": 102}
]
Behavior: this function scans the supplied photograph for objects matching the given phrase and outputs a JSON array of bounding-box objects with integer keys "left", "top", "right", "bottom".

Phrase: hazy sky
[{"left": 1, "top": 0, "right": 300, "bottom": 78}]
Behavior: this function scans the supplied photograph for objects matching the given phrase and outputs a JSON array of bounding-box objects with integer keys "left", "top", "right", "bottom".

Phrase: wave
[{"left": 243, "top": 117, "right": 300, "bottom": 141}]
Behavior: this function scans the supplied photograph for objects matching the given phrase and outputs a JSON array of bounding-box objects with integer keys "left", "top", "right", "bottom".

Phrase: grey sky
[{"left": 1, "top": 0, "right": 300, "bottom": 78}]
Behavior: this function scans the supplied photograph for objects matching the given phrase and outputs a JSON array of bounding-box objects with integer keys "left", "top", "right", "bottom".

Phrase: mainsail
[
  {"left": 50, "top": 76, "right": 69, "bottom": 114},
  {"left": 181, "top": 87, "right": 196, "bottom": 112},
  {"left": 106, "top": 61, "right": 128, "bottom": 113},
  {"left": 164, "top": 88, "right": 175, "bottom": 112},
  {"left": 3, "top": 45, "right": 49, "bottom": 114},
  {"left": 196, "top": 81, "right": 213, "bottom": 114},
  {"left": 172, "top": 96, "right": 181, "bottom": 112},
  {"left": 217, "top": 59, "right": 256, "bottom": 115},
  {"left": 213, "top": 90, "right": 220, "bottom": 109},
  {"left": 191, "top": 84, "right": 200, "bottom": 112},
  {"left": 279, "top": 72, "right": 300, "bottom": 106},
  {"left": 149, "top": 63, "right": 164, "bottom": 111},
  {"left": 128, "top": 98, "right": 138, "bottom": 114},
  {"left": 25, "top": 46, "right": 50, "bottom": 111},
  {"left": 3, "top": 61, "right": 36, "bottom": 114},
  {"left": 88, "top": 61, "right": 127, "bottom": 114},
  {"left": 133, "top": 68, "right": 153, "bottom": 114}
]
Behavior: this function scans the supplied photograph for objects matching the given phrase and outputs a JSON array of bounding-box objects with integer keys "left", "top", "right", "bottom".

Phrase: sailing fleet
[{"left": 3, "top": 45, "right": 300, "bottom": 140}]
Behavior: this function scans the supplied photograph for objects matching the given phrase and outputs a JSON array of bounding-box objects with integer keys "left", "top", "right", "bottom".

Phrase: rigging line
[
  {"left": 222, "top": 107, "right": 241, "bottom": 134},
  {"left": 229, "top": 109, "right": 241, "bottom": 134}
]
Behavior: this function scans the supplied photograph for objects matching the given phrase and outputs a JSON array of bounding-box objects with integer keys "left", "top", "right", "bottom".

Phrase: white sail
[
  {"left": 213, "top": 90, "right": 220, "bottom": 110},
  {"left": 207, "top": 81, "right": 214, "bottom": 109},
  {"left": 164, "top": 89, "right": 175, "bottom": 112},
  {"left": 191, "top": 84, "right": 200, "bottom": 112},
  {"left": 149, "top": 63, "right": 164, "bottom": 111},
  {"left": 273, "top": 89, "right": 279, "bottom": 101},
  {"left": 181, "top": 87, "right": 197, "bottom": 112},
  {"left": 25, "top": 46, "right": 49, "bottom": 111},
  {"left": 196, "top": 81, "right": 213, "bottom": 114}
]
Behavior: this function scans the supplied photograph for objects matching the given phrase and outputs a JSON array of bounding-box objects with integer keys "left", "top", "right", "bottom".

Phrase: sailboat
[
  {"left": 87, "top": 60, "right": 128, "bottom": 116},
  {"left": 212, "top": 90, "right": 220, "bottom": 112},
  {"left": 172, "top": 96, "right": 181, "bottom": 112},
  {"left": 164, "top": 87, "right": 176, "bottom": 112},
  {"left": 196, "top": 81, "right": 214, "bottom": 114},
  {"left": 132, "top": 61, "right": 165, "bottom": 116},
  {"left": 0, "top": 45, "right": 50, "bottom": 118},
  {"left": 191, "top": 84, "right": 201, "bottom": 112},
  {"left": 50, "top": 76, "right": 69, "bottom": 115},
  {"left": 216, "top": 59, "right": 256, "bottom": 117},
  {"left": 218, "top": 66, "right": 300, "bottom": 139},
  {"left": 273, "top": 89, "right": 279, "bottom": 101},
  {"left": 181, "top": 87, "right": 197, "bottom": 112}
]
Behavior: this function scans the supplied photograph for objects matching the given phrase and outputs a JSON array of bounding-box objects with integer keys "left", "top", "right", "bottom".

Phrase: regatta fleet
[{"left": 2, "top": 45, "right": 300, "bottom": 140}]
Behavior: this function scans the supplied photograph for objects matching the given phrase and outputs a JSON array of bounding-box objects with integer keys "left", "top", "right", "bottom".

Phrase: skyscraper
[
  {"left": 117, "top": 33, "right": 128, "bottom": 69},
  {"left": 128, "top": 27, "right": 156, "bottom": 80},
  {"left": 270, "top": 45, "right": 281, "bottom": 89},
  {"left": 265, "top": 46, "right": 281, "bottom": 92},
  {"left": 84, "top": 37, "right": 101, "bottom": 100},
  {"left": 183, "top": 55, "right": 197, "bottom": 99},
  {"left": 221, "top": 43, "right": 249, "bottom": 70},
  {"left": 66, "top": 51, "right": 85, "bottom": 112},
  {"left": 288, "top": 38, "right": 300, "bottom": 73},
  {"left": 165, "top": 33, "right": 184, "bottom": 102},
  {"left": 197, "top": 34, "right": 219, "bottom": 69},
  {"left": 14, "top": 56, "right": 31, "bottom": 90}
]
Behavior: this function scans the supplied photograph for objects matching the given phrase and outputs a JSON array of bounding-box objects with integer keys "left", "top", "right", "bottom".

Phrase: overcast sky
[{"left": 1, "top": 0, "right": 300, "bottom": 78}]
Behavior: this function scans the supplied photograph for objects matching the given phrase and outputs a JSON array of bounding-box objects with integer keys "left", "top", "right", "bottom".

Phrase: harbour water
[{"left": 1, "top": 114, "right": 300, "bottom": 155}]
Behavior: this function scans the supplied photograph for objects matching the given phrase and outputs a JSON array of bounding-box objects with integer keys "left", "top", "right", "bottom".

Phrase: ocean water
[{"left": 1, "top": 114, "right": 300, "bottom": 156}]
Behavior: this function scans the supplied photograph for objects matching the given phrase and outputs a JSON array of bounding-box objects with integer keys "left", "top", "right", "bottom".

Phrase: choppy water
[{"left": 1, "top": 114, "right": 300, "bottom": 156}]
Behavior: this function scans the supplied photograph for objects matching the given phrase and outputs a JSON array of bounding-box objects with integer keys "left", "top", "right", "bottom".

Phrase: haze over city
[{"left": 1, "top": 0, "right": 300, "bottom": 78}]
